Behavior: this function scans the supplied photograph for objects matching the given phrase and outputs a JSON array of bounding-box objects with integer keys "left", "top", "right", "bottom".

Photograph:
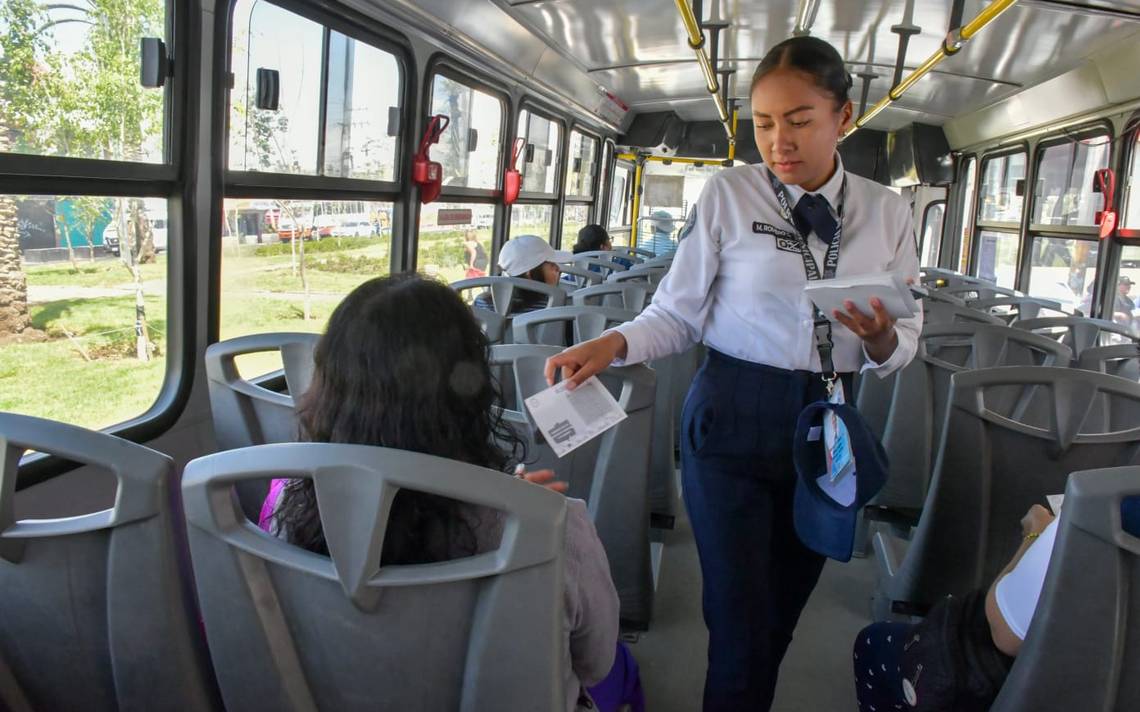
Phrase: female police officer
[{"left": 545, "top": 36, "right": 921, "bottom": 711}]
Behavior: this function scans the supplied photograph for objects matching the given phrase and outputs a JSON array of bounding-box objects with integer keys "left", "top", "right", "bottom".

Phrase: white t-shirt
[{"left": 995, "top": 519, "right": 1060, "bottom": 640}]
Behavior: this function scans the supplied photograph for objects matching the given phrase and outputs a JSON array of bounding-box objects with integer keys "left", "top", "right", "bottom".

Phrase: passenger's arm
[
  {"left": 562, "top": 499, "right": 620, "bottom": 686},
  {"left": 860, "top": 201, "right": 922, "bottom": 378},
  {"left": 985, "top": 505, "right": 1055, "bottom": 657}
]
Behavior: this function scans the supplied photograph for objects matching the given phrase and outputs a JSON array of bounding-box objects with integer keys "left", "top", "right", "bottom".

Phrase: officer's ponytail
[{"left": 751, "top": 36, "right": 852, "bottom": 110}]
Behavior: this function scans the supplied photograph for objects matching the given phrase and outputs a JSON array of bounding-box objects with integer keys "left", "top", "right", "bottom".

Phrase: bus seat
[
  {"left": 922, "top": 289, "right": 968, "bottom": 307},
  {"left": 512, "top": 305, "right": 639, "bottom": 347},
  {"left": 511, "top": 306, "right": 679, "bottom": 524},
  {"left": 874, "top": 367, "right": 1140, "bottom": 618},
  {"left": 559, "top": 264, "right": 606, "bottom": 290},
  {"left": 488, "top": 344, "right": 657, "bottom": 629},
  {"left": 939, "top": 283, "right": 1022, "bottom": 301},
  {"left": 923, "top": 301, "right": 1006, "bottom": 326},
  {"left": 638, "top": 255, "right": 674, "bottom": 270},
  {"left": 861, "top": 325, "right": 1072, "bottom": 540},
  {"left": 990, "top": 467, "right": 1140, "bottom": 712},
  {"left": 450, "top": 276, "right": 569, "bottom": 316},
  {"left": 573, "top": 257, "right": 628, "bottom": 276},
  {"left": 1015, "top": 316, "right": 1140, "bottom": 362},
  {"left": 204, "top": 332, "right": 319, "bottom": 520},
  {"left": 607, "top": 267, "right": 668, "bottom": 287},
  {"left": 573, "top": 249, "right": 646, "bottom": 265},
  {"left": 182, "top": 443, "right": 567, "bottom": 712},
  {"left": 470, "top": 307, "right": 508, "bottom": 345},
  {"left": 571, "top": 283, "right": 651, "bottom": 312},
  {"left": 0, "top": 413, "right": 220, "bottom": 712},
  {"left": 968, "top": 295, "right": 1074, "bottom": 324},
  {"left": 1076, "top": 343, "right": 1140, "bottom": 382}
]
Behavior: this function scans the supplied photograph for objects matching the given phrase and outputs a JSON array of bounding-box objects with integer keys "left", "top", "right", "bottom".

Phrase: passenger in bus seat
[
  {"left": 572, "top": 224, "right": 633, "bottom": 270},
  {"left": 853, "top": 499, "right": 1140, "bottom": 711},
  {"left": 473, "top": 233, "right": 570, "bottom": 314},
  {"left": 642, "top": 210, "right": 677, "bottom": 258},
  {"left": 545, "top": 36, "right": 921, "bottom": 712},
  {"left": 257, "top": 275, "right": 642, "bottom": 712}
]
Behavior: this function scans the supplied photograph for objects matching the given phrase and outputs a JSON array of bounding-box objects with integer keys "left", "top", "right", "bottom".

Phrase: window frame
[
  {"left": 1118, "top": 111, "right": 1140, "bottom": 240},
  {"left": 606, "top": 158, "right": 635, "bottom": 245},
  {"left": 224, "top": 0, "right": 412, "bottom": 197},
  {"left": 563, "top": 126, "right": 602, "bottom": 204},
  {"left": 970, "top": 146, "right": 1029, "bottom": 284},
  {"left": 10, "top": 0, "right": 190, "bottom": 484},
  {"left": 1027, "top": 123, "right": 1113, "bottom": 236},
  {"left": 217, "top": 0, "right": 415, "bottom": 334},
  {"left": 515, "top": 99, "right": 566, "bottom": 202}
]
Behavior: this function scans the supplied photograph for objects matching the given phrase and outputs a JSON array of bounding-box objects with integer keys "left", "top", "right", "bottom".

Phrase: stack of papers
[{"left": 803, "top": 270, "right": 919, "bottom": 321}]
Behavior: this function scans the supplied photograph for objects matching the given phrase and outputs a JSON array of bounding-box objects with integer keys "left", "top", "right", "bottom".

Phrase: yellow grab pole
[
  {"left": 673, "top": 0, "right": 733, "bottom": 134},
  {"left": 630, "top": 159, "right": 644, "bottom": 249},
  {"left": 846, "top": 0, "right": 1019, "bottom": 137}
]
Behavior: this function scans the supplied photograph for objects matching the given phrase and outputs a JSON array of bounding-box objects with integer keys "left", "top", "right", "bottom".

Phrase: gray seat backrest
[
  {"left": 205, "top": 332, "right": 319, "bottom": 520},
  {"left": 1076, "top": 343, "right": 1140, "bottom": 382},
  {"left": 968, "top": 296, "right": 1071, "bottom": 323},
  {"left": 573, "top": 249, "right": 645, "bottom": 265},
  {"left": 940, "top": 283, "right": 1021, "bottom": 301},
  {"left": 571, "top": 283, "right": 651, "bottom": 312},
  {"left": 512, "top": 305, "right": 639, "bottom": 347},
  {"left": 573, "top": 257, "right": 627, "bottom": 276},
  {"left": 451, "top": 276, "right": 568, "bottom": 315},
  {"left": 608, "top": 267, "right": 668, "bottom": 286},
  {"left": 638, "top": 255, "right": 674, "bottom": 270},
  {"left": 182, "top": 443, "right": 567, "bottom": 712},
  {"left": 1015, "top": 316, "right": 1140, "bottom": 361},
  {"left": 923, "top": 300, "right": 1006, "bottom": 326},
  {"left": 861, "top": 325, "right": 1073, "bottom": 512},
  {"left": 0, "top": 413, "right": 220, "bottom": 712},
  {"left": 488, "top": 344, "right": 657, "bottom": 628},
  {"left": 558, "top": 264, "right": 606, "bottom": 290},
  {"left": 990, "top": 467, "right": 1140, "bottom": 712},
  {"left": 923, "top": 290, "right": 967, "bottom": 307},
  {"left": 920, "top": 267, "right": 979, "bottom": 285},
  {"left": 470, "top": 307, "right": 509, "bottom": 345},
  {"left": 885, "top": 367, "right": 1140, "bottom": 608}
]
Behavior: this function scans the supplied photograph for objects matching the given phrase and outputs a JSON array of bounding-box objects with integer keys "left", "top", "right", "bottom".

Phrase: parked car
[
  {"left": 101, "top": 218, "right": 167, "bottom": 256},
  {"left": 332, "top": 220, "right": 374, "bottom": 238}
]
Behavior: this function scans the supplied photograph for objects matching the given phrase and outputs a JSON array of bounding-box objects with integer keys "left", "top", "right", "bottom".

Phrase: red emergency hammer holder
[{"left": 413, "top": 114, "right": 450, "bottom": 204}]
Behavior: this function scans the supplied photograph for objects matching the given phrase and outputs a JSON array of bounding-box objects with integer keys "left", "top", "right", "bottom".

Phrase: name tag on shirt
[{"left": 525, "top": 377, "right": 628, "bottom": 458}]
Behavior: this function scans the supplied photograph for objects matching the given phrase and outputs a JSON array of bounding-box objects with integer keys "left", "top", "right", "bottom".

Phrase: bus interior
[{"left": 2, "top": 0, "right": 1140, "bottom": 710}]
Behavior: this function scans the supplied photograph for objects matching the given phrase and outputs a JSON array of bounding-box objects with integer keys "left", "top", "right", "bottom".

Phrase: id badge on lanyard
[{"left": 766, "top": 170, "right": 846, "bottom": 382}]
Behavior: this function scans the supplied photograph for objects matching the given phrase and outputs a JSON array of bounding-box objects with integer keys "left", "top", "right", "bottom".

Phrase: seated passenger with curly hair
[{"left": 259, "top": 274, "right": 643, "bottom": 712}]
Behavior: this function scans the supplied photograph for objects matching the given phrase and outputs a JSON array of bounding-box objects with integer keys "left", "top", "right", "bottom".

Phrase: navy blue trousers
[{"left": 682, "top": 350, "right": 848, "bottom": 711}]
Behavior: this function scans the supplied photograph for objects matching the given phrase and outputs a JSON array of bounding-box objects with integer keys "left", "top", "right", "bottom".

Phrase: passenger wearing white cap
[{"left": 473, "top": 234, "right": 571, "bottom": 314}]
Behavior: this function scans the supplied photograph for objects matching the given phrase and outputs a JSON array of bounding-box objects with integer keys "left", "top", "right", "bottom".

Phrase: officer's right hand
[{"left": 544, "top": 332, "right": 628, "bottom": 390}]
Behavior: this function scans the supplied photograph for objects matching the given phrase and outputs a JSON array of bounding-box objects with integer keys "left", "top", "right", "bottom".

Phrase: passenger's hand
[
  {"left": 515, "top": 466, "right": 568, "bottom": 494},
  {"left": 543, "top": 332, "right": 628, "bottom": 390},
  {"left": 833, "top": 298, "right": 898, "bottom": 363},
  {"left": 1020, "top": 504, "right": 1055, "bottom": 537}
]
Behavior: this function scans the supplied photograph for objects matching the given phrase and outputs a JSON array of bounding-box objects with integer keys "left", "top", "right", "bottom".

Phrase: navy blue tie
[{"left": 791, "top": 193, "right": 838, "bottom": 246}]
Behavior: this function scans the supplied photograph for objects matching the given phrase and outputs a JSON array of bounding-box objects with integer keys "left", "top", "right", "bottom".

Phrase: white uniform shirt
[{"left": 613, "top": 157, "right": 922, "bottom": 376}]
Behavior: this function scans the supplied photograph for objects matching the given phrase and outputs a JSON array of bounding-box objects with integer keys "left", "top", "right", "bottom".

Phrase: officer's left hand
[{"left": 833, "top": 298, "right": 898, "bottom": 363}]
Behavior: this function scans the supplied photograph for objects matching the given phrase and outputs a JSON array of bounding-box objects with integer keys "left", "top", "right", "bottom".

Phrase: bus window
[
  {"left": 1113, "top": 245, "right": 1140, "bottom": 336},
  {"left": 638, "top": 161, "right": 721, "bottom": 253},
  {"left": 974, "top": 152, "right": 1025, "bottom": 287},
  {"left": 416, "top": 202, "right": 496, "bottom": 284},
  {"left": 562, "top": 131, "right": 598, "bottom": 242},
  {"left": 1, "top": 195, "right": 169, "bottom": 430},
  {"left": 974, "top": 230, "right": 1020, "bottom": 289},
  {"left": 1027, "top": 237, "right": 1097, "bottom": 313},
  {"left": 518, "top": 110, "right": 562, "bottom": 195},
  {"left": 510, "top": 204, "right": 553, "bottom": 243},
  {"left": 219, "top": 199, "right": 394, "bottom": 377},
  {"left": 608, "top": 163, "right": 633, "bottom": 246},
  {"left": 230, "top": 0, "right": 323, "bottom": 174},
  {"left": 957, "top": 156, "right": 978, "bottom": 272},
  {"left": 1032, "top": 136, "right": 1110, "bottom": 227},
  {"left": 429, "top": 75, "right": 503, "bottom": 190},
  {"left": 920, "top": 200, "right": 945, "bottom": 267},
  {"left": 1125, "top": 132, "right": 1140, "bottom": 229},
  {"left": 322, "top": 34, "right": 401, "bottom": 181}
]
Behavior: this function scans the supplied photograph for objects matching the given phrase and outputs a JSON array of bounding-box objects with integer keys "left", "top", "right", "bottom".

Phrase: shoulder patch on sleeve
[{"left": 679, "top": 205, "right": 698, "bottom": 241}]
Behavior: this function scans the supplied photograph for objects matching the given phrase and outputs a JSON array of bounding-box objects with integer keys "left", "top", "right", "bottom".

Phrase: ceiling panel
[{"left": 496, "top": 0, "right": 1140, "bottom": 127}]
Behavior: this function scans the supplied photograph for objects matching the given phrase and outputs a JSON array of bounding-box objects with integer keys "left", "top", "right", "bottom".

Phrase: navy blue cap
[{"left": 792, "top": 401, "right": 889, "bottom": 562}]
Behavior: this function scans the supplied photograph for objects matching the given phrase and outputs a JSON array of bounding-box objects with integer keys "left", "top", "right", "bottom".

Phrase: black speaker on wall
[
  {"left": 888, "top": 123, "right": 953, "bottom": 187},
  {"left": 838, "top": 128, "right": 889, "bottom": 185},
  {"left": 619, "top": 112, "right": 685, "bottom": 153}
]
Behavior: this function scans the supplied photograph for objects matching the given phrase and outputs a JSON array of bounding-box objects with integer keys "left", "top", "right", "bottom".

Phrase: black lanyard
[{"left": 766, "top": 170, "right": 848, "bottom": 381}]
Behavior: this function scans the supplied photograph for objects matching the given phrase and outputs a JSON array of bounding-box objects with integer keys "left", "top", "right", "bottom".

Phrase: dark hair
[
  {"left": 750, "top": 36, "right": 852, "bottom": 110},
  {"left": 271, "top": 274, "right": 524, "bottom": 563},
  {"left": 574, "top": 224, "right": 610, "bottom": 254}
]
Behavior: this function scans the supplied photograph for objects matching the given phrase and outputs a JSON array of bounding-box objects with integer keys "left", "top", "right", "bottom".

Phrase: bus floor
[{"left": 631, "top": 500, "right": 875, "bottom": 712}]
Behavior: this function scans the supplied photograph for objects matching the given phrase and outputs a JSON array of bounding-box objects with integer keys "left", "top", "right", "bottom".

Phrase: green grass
[{"left": 5, "top": 228, "right": 561, "bottom": 430}]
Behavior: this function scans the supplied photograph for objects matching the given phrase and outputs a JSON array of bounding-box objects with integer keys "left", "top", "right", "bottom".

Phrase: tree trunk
[
  {"left": 0, "top": 122, "right": 31, "bottom": 337},
  {"left": 57, "top": 213, "right": 78, "bottom": 271},
  {"left": 125, "top": 199, "right": 151, "bottom": 361}
]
